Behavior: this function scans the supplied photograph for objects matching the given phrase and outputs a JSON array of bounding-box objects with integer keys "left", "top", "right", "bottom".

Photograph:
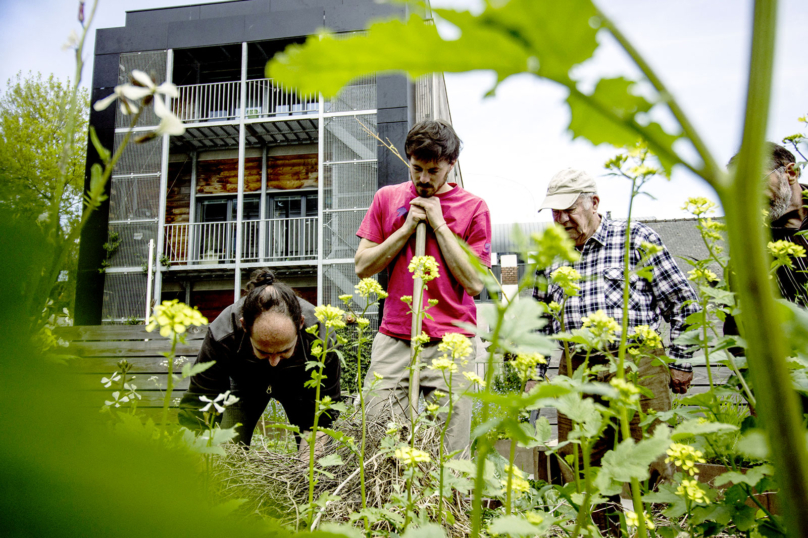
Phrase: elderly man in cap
[{"left": 533, "top": 168, "right": 699, "bottom": 484}]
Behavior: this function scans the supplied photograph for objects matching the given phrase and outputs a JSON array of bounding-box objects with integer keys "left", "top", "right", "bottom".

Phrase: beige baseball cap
[{"left": 539, "top": 168, "right": 598, "bottom": 211}]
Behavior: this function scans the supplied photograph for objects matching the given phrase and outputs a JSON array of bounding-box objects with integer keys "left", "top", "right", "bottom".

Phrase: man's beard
[{"left": 769, "top": 175, "right": 792, "bottom": 221}]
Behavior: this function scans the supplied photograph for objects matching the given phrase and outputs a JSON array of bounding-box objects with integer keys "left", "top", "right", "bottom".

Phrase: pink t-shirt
[{"left": 357, "top": 181, "right": 492, "bottom": 340}]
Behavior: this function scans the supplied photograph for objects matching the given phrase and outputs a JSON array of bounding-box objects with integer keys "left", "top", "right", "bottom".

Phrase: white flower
[
  {"left": 100, "top": 372, "right": 121, "bottom": 388},
  {"left": 61, "top": 30, "right": 79, "bottom": 51},
  {"left": 124, "top": 383, "right": 141, "bottom": 401},
  {"left": 199, "top": 390, "right": 239, "bottom": 414},
  {"left": 105, "top": 391, "right": 130, "bottom": 408}
]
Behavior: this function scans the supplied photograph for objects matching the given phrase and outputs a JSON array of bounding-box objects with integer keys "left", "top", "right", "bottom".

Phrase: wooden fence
[{"left": 59, "top": 325, "right": 733, "bottom": 437}]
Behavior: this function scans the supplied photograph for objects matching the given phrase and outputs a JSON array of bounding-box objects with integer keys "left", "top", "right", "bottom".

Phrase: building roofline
[{"left": 126, "top": 0, "right": 246, "bottom": 15}]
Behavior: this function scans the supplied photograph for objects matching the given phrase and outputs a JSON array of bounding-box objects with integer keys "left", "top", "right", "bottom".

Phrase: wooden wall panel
[
  {"left": 196, "top": 157, "right": 262, "bottom": 194},
  {"left": 194, "top": 154, "right": 318, "bottom": 195},
  {"left": 166, "top": 160, "right": 193, "bottom": 225},
  {"left": 267, "top": 154, "right": 318, "bottom": 190}
]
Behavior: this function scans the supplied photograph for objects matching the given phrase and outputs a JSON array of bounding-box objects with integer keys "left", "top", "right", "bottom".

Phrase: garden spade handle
[{"left": 409, "top": 221, "right": 427, "bottom": 425}]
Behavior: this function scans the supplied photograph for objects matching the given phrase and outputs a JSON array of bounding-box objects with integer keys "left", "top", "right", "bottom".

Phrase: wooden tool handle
[{"left": 409, "top": 221, "right": 428, "bottom": 423}]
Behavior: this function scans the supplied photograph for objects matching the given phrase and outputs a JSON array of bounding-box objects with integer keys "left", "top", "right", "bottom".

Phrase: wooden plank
[
  {"left": 55, "top": 324, "right": 207, "bottom": 342},
  {"left": 76, "top": 373, "right": 191, "bottom": 392},
  {"left": 66, "top": 340, "right": 203, "bottom": 358},
  {"left": 78, "top": 388, "right": 189, "bottom": 407},
  {"left": 68, "top": 355, "right": 199, "bottom": 374}
]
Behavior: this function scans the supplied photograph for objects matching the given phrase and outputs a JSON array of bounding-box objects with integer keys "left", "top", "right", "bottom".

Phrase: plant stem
[
  {"left": 356, "top": 323, "right": 369, "bottom": 534},
  {"left": 436, "top": 369, "right": 454, "bottom": 524},
  {"left": 721, "top": 2, "right": 808, "bottom": 533},
  {"left": 570, "top": 442, "right": 593, "bottom": 538},
  {"left": 505, "top": 381, "right": 525, "bottom": 516},
  {"left": 597, "top": 8, "right": 723, "bottom": 186},
  {"left": 160, "top": 334, "right": 178, "bottom": 433},
  {"left": 471, "top": 302, "right": 506, "bottom": 538},
  {"left": 307, "top": 328, "right": 329, "bottom": 528},
  {"left": 701, "top": 296, "right": 714, "bottom": 390}
]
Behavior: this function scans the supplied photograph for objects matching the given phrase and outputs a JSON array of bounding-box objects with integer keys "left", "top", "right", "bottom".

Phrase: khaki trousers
[
  {"left": 557, "top": 350, "right": 673, "bottom": 485},
  {"left": 364, "top": 333, "right": 474, "bottom": 454}
]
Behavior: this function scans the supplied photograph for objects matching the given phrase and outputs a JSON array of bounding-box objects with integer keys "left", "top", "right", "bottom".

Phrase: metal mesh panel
[
  {"left": 108, "top": 175, "right": 160, "bottom": 221},
  {"left": 102, "top": 272, "right": 149, "bottom": 321},
  {"left": 322, "top": 262, "right": 379, "bottom": 328},
  {"left": 328, "top": 74, "right": 376, "bottom": 113},
  {"left": 113, "top": 132, "right": 164, "bottom": 175},
  {"left": 323, "top": 161, "right": 377, "bottom": 210},
  {"left": 322, "top": 209, "right": 367, "bottom": 261},
  {"left": 116, "top": 51, "right": 168, "bottom": 128},
  {"left": 324, "top": 114, "right": 377, "bottom": 163},
  {"left": 107, "top": 222, "right": 158, "bottom": 268}
]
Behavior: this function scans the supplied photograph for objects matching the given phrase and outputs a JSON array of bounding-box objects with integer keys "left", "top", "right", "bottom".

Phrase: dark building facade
[{"left": 76, "top": 0, "right": 458, "bottom": 324}]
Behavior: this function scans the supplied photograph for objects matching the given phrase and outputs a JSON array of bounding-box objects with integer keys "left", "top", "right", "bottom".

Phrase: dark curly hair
[
  {"left": 241, "top": 269, "right": 302, "bottom": 335},
  {"left": 404, "top": 119, "right": 462, "bottom": 164},
  {"left": 728, "top": 142, "right": 796, "bottom": 169}
]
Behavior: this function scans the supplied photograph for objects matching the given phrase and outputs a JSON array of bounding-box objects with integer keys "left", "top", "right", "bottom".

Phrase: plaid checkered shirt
[{"left": 533, "top": 216, "right": 700, "bottom": 360}]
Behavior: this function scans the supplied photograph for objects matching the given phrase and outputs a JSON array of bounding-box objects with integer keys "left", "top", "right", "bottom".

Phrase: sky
[{"left": 1, "top": 0, "right": 806, "bottom": 224}]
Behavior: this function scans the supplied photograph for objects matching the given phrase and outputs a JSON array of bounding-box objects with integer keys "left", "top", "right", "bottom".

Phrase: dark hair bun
[{"left": 247, "top": 269, "right": 275, "bottom": 290}]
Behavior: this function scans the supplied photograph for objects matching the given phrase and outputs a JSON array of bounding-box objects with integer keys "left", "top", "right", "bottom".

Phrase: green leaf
[
  {"left": 643, "top": 483, "right": 688, "bottom": 518},
  {"left": 691, "top": 504, "right": 733, "bottom": 526},
  {"left": 89, "top": 126, "right": 110, "bottom": 164},
  {"left": 86, "top": 163, "right": 108, "bottom": 209},
  {"left": 401, "top": 523, "right": 447, "bottom": 538},
  {"left": 534, "top": 416, "right": 552, "bottom": 444},
  {"left": 595, "top": 426, "right": 671, "bottom": 494},
  {"left": 487, "top": 515, "right": 542, "bottom": 537},
  {"left": 268, "top": 14, "right": 529, "bottom": 97},
  {"left": 181, "top": 360, "right": 215, "bottom": 379},
  {"left": 444, "top": 458, "right": 477, "bottom": 476},
  {"left": 566, "top": 77, "right": 682, "bottom": 175},
  {"left": 737, "top": 429, "right": 770, "bottom": 460},
  {"left": 317, "top": 453, "right": 344, "bottom": 468},
  {"left": 209, "top": 426, "right": 238, "bottom": 447},
  {"left": 672, "top": 419, "right": 738, "bottom": 441},
  {"left": 730, "top": 504, "right": 758, "bottom": 532},
  {"left": 714, "top": 464, "right": 773, "bottom": 487},
  {"left": 700, "top": 286, "right": 736, "bottom": 307},
  {"left": 319, "top": 523, "right": 364, "bottom": 538},
  {"left": 209, "top": 498, "right": 247, "bottom": 518}
]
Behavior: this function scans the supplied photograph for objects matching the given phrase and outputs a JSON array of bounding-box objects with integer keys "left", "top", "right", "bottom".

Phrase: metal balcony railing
[
  {"left": 171, "top": 79, "right": 319, "bottom": 123},
  {"left": 163, "top": 217, "right": 318, "bottom": 265}
]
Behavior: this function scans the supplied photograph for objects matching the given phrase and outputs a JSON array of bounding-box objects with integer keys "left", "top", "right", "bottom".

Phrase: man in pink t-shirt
[{"left": 355, "top": 119, "right": 491, "bottom": 453}]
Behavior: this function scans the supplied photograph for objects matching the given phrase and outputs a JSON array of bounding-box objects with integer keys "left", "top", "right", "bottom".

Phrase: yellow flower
[
  {"left": 355, "top": 278, "right": 388, "bottom": 299},
  {"left": 433, "top": 390, "right": 446, "bottom": 399},
  {"left": 550, "top": 266, "right": 582, "bottom": 296},
  {"left": 314, "top": 305, "right": 347, "bottom": 329},
  {"left": 394, "top": 446, "right": 431, "bottom": 465},
  {"left": 400, "top": 295, "right": 413, "bottom": 304},
  {"left": 426, "top": 403, "right": 440, "bottom": 414},
  {"left": 408, "top": 255, "right": 440, "bottom": 283},
  {"left": 629, "top": 164, "right": 659, "bottom": 178},
  {"left": 632, "top": 325, "right": 663, "bottom": 349},
  {"left": 463, "top": 371, "right": 486, "bottom": 388},
  {"left": 513, "top": 353, "right": 546, "bottom": 383},
  {"left": 531, "top": 224, "right": 581, "bottom": 268},
  {"left": 699, "top": 218, "right": 725, "bottom": 242},
  {"left": 768, "top": 240, "right": 807, "bottom": 270},
  {"left": 524, "top": 512, "right": 544, "bottom": 525},
  {"left": 146, "top": 299, "right": 208, "bottom": 338},
  {"left": 501, "top": 465, "right": 530, "bottom": 497},
  {"left": 311, "top": 344, "right": 323, "bottom": 357},
  {"left": 430, "top": 356, "right": 458, "bottom": 373},
  {"left": 682, "top": 197, "right": 717, "bottom": 217},
  {"left": 688, "top": 267, "right": 719, "bottom": 283},
  {"left": 640, "top": 241, "right": 663, "bottom": 257},
  {"left": 414, "top": 333, "right": 430, "bottom": 346},
  {"left": 625, "top": 511, "right": 655, "bottom": 530},
  {"left": 581, "top": 310, "right": 620, "bottom": 348},
  {"left": 608, "top": 378, "right": 641, "bottom": 404},
  {"left": 676, "top": 478, "right": 710, "bottom": 504},
  {"left": 438, "top": 333, "right": 472, "bottom": 360},
  {"left": 356, "top": 317, "right": 370, "bottom": 327},
  {"left": 427, "top": 298, "right": 439, "bottom": 307},
  {"left": 373, "top": 372, "right": 384, "bottom": 381},
  {"left": 666, "top": 443, "right": 706, "bottom": 476},
  {"left": 547, "top": 301, "right": 562, "bottom": 315},
  {"left": 338, "top": 294, "right": 353, "bottom": 304}
]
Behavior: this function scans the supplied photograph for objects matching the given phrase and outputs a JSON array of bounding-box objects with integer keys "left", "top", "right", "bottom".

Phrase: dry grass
[{"left": 210, "top": 409, "right": 471, "bottom": 536}]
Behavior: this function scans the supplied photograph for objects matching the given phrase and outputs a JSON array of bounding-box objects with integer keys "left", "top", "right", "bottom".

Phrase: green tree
[{"left": 0, "top": 72, "right": 89, "bottom": 314}]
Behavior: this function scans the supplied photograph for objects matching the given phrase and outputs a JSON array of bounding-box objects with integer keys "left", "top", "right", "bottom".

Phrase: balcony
[
  {"left": 171, "top": 78, "right": 319, "bottom": 124},
  {"left": 163, "top": 217, "right": 318, "bottom": 266}
]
